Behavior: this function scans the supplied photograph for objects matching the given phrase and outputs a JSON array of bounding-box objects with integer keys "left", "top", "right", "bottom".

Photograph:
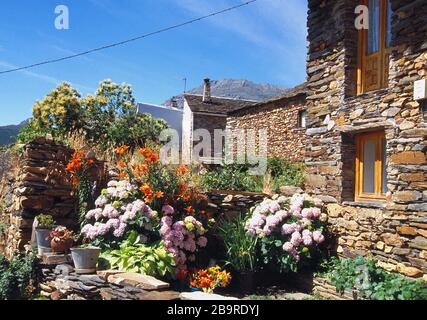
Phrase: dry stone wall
[
  {"left": 0, "top": 138, "right": 105, "bottom": 257},
  {"left": 226, "top": 94, "right": 307, "bottom": 162},
  {"left": 305, "top": 0, "right": 427, "bottom": 279}
]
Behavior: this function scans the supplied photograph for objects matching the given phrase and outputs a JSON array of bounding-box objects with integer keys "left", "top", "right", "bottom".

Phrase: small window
[
  {"left": 355, "top": 131, "right": 387, "bottom": 201},
  {"left": 357, "top": 0, "right": 393, "bottom": 94},
  {"left": 298, "top": 110, "right": 308, "bottom": 128}
]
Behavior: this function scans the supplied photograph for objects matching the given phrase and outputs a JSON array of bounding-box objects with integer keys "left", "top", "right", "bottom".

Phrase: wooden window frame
[
  {"left": 357, "top": 0, "right": 392, "bottom": 95},
  {"left": 355, "top": 131, "right": 387, "bottom": 202}
]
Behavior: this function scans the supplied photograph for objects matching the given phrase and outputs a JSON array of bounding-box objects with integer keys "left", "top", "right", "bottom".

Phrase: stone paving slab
[{"left": 107, "top": 272, "right": 170, "bottom": 290}]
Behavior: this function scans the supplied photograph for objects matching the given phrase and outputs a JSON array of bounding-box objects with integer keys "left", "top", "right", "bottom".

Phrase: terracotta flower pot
[{"left": 51, "top": 238, "right": 74, "bottom": 253}]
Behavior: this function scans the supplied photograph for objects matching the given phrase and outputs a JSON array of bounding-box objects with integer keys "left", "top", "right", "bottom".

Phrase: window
[
  {"left": 357, "top": 0, "right": 393, "bottom": 94},
  {"left": 298, "top": 110, "right": 307, "bottom": 128},
  {"left": 355, "top": 131, "right": 387, "bottom": 201}
]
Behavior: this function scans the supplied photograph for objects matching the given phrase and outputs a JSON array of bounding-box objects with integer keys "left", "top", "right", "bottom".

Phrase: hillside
[
  {"left": 163, "top": 79, "right": 288, "bottom": 109},
  {"left": 0, "top": 121, "right": 27, "bottom": 146}
]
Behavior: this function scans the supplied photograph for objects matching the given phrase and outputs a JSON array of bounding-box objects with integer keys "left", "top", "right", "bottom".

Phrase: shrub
[
  {"left": 199, "top": 163, "right": 263, "bottom": 192},
  {"left": 267, "top": 157, "right": 305, "bottom": 190},
  {"left": 328, "top": 256, "right": 427, "bottom": 300},
  {"left": 21, "top": 80, "right": 168, "bottom": 152},
  {"left": 199, "top": 158, "right": 305, "bottom": 193},
  {"left": 245, "top": 194, "right": 326, "bottom": 273},
  {"left": 81, "top": 180, "right": 160, "bottom": 250},
  {"left": 0, "top": 250, "right": 41, "bottom": 300}
]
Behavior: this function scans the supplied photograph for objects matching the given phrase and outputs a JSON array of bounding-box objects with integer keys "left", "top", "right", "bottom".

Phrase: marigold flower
[
  {"left": 118, "top": 160, "right": 126, "bottom": 169},
  {"left": 118, "top": 172, "right": 126, "bottom": 179},
  {"left": 140, "top": 184, "right": 151, "bottom": 195}
]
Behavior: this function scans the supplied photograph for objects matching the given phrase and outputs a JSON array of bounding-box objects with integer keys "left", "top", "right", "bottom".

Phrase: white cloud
[
  {"left": 174, "top": 0, "right": 306, "bottom": 50},
  {"left": 173, "top": 0, "right": 308, "bottom": 84}
]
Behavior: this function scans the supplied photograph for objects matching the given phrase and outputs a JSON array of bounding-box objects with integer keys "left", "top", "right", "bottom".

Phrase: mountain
[
  {"left": 163, "top": 79, "right": 289, "bottom": 109},
  {"left": 0, "top": 121, "right": 27, "bottom": 146}
]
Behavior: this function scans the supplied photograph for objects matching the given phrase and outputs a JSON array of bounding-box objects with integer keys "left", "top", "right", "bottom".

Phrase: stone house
[
  {"left": 226, "top": 83, "right": 308, "bottom": 162},
  {"left": 305, "top": 0, "right": 427, "bottom": 278},
  {"left": 181, "top": 79, "right": 255, "bottom": 164}
]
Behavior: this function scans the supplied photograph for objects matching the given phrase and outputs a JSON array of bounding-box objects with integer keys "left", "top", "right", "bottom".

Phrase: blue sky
[{"left": 0, "top": 0, "right": 308, "bottom": 126}]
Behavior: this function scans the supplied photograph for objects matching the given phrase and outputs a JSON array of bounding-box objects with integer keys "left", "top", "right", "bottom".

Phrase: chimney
[
  {"left": 171, "top": 98, "right": 178, "bottom": 109},
  {"left": 202, "top": 78, "right": 211, "bottom": 103}
]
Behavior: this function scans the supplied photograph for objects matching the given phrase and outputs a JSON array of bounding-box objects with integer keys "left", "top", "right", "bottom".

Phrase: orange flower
[
  {"left": 138, "top": 147, "right": 152, "bottom": 158},
  {"left": 117, "top": 160, "right": 126, "bottom": 169},
  {"left": 66, "top": 158, "right": 82, "bottom": 173},
  {"left": 182, "top": 194, "right": 191, "bottom": 202},
  {"left": 146, "top": 153, "right": 159, "bottom": 164},
  {"left": 86, "top": 159, "right": 95, "bottom": 166},
  {"left": 185, "top": 206, "right": 194, "bottom": 214},
  {"left": 155, "top": 191, "right": 164, "bottom": 199},
  {"left": 140, "top": 184, "right": 152, "bottom": 195},
  {"left": 119, "top": 172, "right": 126, "bottom": 179},
  {"left": 72, "top": 176, "right": 78, "bottom": 187},
  {"left": 176, "top": 166, "right": 189, "bottom": 175},
  {"left": 179, "top": 182, "right": 188, "bottom": 192},
  {"left": 139, "top": 164, "right": 148, "bottom": 174},
  {"left": 145, "top": 195, "right": 153, "bottom": 203},
  {"left": 115, "top": 145, "right": 130, "bottom": 155}
]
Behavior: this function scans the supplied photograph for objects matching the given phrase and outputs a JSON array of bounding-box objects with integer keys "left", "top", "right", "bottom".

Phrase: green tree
[
  {"left": 81, "top": 80, "right": 168, "bottom": 152},
  {"left": 19, "top": 80, "right": 168, "bottom": 152},
  {"left": 32, "top": 82, "right": 83, "bottom": 136}
]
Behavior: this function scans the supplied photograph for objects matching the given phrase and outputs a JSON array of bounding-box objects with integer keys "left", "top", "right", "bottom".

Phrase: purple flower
[
  {"left": 197, "top": 236, "right": 208, "bottom": 248},
  {"left": 290, "top": 231, "right": 302, "bottom": 246},
  {"left": 303, "top": 236, "right": 313, "bottom": 246},
  {"left": 313, "top": 231, "right": 325, "bottom": 244},
  {"left": 281, "top": 224, "right": 295, "bottom": 235},
  {"left": 312, "top": 207, "right": 321, "bottom": 218},
  {"left": 283, "top": 242, "right": 294, "bottom": 253},
  {"left": 162, "top": 205, "right": 175, "bottom": 216}
]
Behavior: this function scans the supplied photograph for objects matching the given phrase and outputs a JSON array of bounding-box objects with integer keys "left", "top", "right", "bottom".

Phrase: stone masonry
[
  {"left": 0, "top": 138, "right": 105, "bottom": 257},
  {"left": 305, "top": 0, "right": 427, "bottom": 279},
  {"left": 226, "top": 85, "right": 307, "bottom": 162}
]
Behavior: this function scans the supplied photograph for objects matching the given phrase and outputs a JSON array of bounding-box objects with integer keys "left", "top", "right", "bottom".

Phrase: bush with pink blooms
[
  {"left": 81, "top": 180, "right": 160, "bottom": 249},
  {"left": 245, "top": 193, "right": 326, "bottom": 273},
  {"left": 160, "top": 204, "right": 210, "bottom": 273}
]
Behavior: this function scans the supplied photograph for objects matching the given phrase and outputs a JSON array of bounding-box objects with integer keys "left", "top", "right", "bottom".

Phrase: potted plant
[
  {"left": 35, "top": 214, "right": 56, "bottom": 253},
  {"left": 189, "top": 266, "right": 231, "bottom": 294},
  {"left": 70, "top": 235, "right": 101, "bottom": 274},
  {"left": 218, "top": 215, "right": 259, "bottom": 294},
  {"left": 50, "top": 226, "right": 74, "bottom": 253}
]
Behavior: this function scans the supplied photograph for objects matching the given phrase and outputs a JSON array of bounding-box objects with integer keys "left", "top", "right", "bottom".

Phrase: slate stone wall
[
  {"left": 305, "top": 0, "right": 427, "bottom": 279},
  {"left": 226, "top": 95, "right": 307, "bottom": 162}
]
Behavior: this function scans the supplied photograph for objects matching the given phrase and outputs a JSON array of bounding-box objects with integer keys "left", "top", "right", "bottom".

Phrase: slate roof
[
  {"left": 184, "top": 94, "right": 256, "bottom": 115},
  {"left": 228, "top": 83, "right": 308, "bottom": 115}
]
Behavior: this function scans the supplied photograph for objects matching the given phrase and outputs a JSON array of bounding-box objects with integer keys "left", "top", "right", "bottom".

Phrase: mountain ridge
[{"left": 163, "top": 78, "right": 289, "bottom": 109}]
